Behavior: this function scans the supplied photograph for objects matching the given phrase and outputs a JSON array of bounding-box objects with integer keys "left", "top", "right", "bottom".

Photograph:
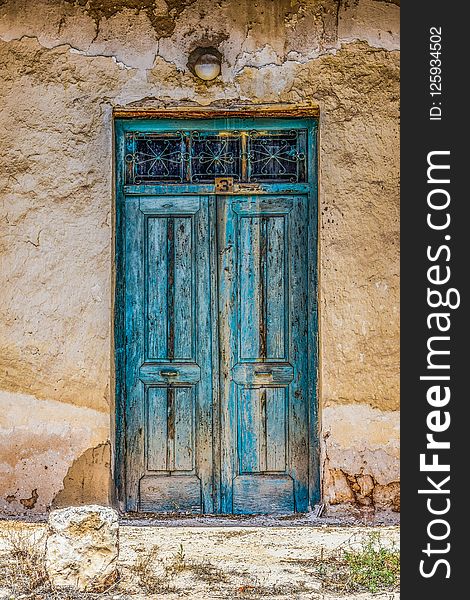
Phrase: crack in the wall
[
  {"left": 0, "top": 34, "right": 136, "bottom": 69},
  {"left": 234, "top": 37, "right": 399, "bottom": 81},
  {"left": 1, "top": 35, "right": 126, "bottom": 70},
  {"left": 25, "top": 229, "right": 42, "bottom": 248},
  {"left": 237, "top": 58, "right": 304, "bottom": 73},
  {"left": 334, "top": 0, "right": 342, "bottom": 34},
  {"left": 1, "top": 6, "right": 398, "bottom": 78}
]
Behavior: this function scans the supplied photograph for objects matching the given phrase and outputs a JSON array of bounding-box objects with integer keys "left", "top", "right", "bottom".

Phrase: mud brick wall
[{"left": 0, "top": 0, "right": 399, "bottom": 515}]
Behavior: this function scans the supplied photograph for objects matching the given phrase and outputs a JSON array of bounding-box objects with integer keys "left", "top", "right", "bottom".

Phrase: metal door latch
[
  {"left": 256, "top": 369, "right": 273, "bottom": 379},
  {"left": 160, "top": 369, "right": 178, "bottom": 377}
]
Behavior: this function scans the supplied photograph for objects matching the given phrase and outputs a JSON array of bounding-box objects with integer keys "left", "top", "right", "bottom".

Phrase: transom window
[{"left": 124, "top": 129, "right": 307, "bottom": 184}]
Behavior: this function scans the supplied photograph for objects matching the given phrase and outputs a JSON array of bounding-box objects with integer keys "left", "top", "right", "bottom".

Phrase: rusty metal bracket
[{"left": 215, "top": 177, "right": 234, "bottom": 194}]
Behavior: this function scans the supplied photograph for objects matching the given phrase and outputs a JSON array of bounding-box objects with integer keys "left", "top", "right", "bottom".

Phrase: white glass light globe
[{"left": 194, "top": 53, "right": 221, "bottom": 81}]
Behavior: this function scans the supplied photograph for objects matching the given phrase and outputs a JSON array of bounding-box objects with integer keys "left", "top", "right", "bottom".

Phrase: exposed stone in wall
[
  {"left": 373, "top": 481, "right": 400, "bottom": 512},
  {"left": 0, "top": 0, "right": 400, "bottom": 514},
  {"left": 324, "top": 467, "right": 400, "bottom": 513},
  {"left": 322, "top": 405, "right": 400, "bottom": 512}
]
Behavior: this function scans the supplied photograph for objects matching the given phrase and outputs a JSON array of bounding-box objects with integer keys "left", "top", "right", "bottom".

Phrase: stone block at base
[{"left": 45, "top": 505, "right": 119, "bottom": 592}]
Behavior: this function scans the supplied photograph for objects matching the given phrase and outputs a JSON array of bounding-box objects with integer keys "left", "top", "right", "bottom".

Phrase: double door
[{"left": 116, "top": 119, "right": 318, "bottom": 514}]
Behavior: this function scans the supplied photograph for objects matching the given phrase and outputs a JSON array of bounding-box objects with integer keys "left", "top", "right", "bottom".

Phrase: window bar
[{"left": 241, "top": 131, "right": 248, "bottom": 182}]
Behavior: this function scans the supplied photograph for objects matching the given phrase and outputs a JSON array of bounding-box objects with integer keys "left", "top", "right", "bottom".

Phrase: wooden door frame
[{"left": 113, "top": 104, "right": 321, "bottom": 514}]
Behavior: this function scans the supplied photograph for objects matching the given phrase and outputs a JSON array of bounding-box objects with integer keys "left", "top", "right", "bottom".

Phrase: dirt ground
[{"left": 0, "top": 517, "right": 400, "bottom": 600}]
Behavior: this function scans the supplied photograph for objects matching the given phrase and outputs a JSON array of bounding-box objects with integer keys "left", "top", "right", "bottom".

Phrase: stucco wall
[{"left": 0, "top": 0, "right": 399, "bottom": 515}]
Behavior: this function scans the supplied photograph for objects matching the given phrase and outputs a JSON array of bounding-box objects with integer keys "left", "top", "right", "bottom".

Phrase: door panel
[
  {"left": 218, "top": 194, "right": 310, "bottom": 513},
  {"left": 146, "top": 214, "right": 194, "bottom": 360},
  {"left": 238, "top": 212, "right": 288, "bottom": 361},
  {"left": 124, "top": 195, "right": 214, "bottom": 512},
  {"left": 238, "top": 387, "right": 287, "bottom": 473},
  {"left": 146, "top": 386, "right": 195, "bottom": 472}
]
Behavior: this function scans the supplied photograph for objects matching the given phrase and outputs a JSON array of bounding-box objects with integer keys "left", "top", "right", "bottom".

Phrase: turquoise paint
[{"left": 115, "top": 117, "right": 319, "bottom": 513}]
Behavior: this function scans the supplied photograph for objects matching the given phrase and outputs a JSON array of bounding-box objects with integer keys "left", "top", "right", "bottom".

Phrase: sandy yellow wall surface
[{"left": 0, "top": 0, "right": 399, "bottom": 515}]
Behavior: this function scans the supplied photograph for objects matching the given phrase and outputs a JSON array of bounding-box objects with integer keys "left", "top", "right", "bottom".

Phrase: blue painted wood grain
[
  {"left": 147, "top": 216, "right": 168, "bottom": 359},
  {"left": 232, "top": 475, "right": 294, "bottom": 514},
  {"left": 146, "top": 387, "right": 168, "bottom": 471},
  {"left": 266, "top": 216, "right": 287, "bottom": 360},
  {"left": 266, "top": 388, "right": 287, "bottom": 472}
]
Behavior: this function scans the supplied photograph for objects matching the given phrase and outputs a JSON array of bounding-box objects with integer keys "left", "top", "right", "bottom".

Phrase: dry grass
[
  {"left": 132, "top": 543, "right": 176, "bottom": 594},
  {"left": 0, "top": 528, "right": 49, "bottom": 596},
  {"left": 0, "top": 533, "right": 229, "bottom": 599},
  {"left": 188, "top": 561, "right": 228, "bottom": 585},
  {"left": 232, "top": 582, "right": 308, "bottom": 598},
  {"left": 285, "top": 531, "right": 400, "bottom": 594},
  {"left": 131, "top": 542, "right": 228, "bottom": 593}
]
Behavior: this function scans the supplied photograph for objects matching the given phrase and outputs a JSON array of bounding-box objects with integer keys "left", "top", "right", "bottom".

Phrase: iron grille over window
[{"left": 125, "top": 129, "right": 308, "bottom": 184}]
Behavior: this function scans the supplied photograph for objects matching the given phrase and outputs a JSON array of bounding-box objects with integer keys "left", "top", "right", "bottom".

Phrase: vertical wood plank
[
  {"left": 167, "top": 386, "right": 175, "bottom": 471},
  {"left": 209, "top": 195, "right": 221, "bottom": 513},
  {"left": 288, "top": 195, "right": 310, "bottom": 511},
  {"left": 174, "top": 217, "right": 193, "bottom": 359},
  {"left": 174, "top": 387, "right": 194, "bottom": 470},
  {"left": 147, "top": 217, "right": 168, "bottom": 359},
  {"left": 114, "top": 121, "right": 127, "bottom": 507},
  {"left": 259, "top": 388, "right": 267, "bottom": 472},
  {"left": 124, "top": 198, "right": 146, "bottom": 510},
  {"left": 238, "top": 388, "right": 260, "bottom": 473},
  {"left": 265, "top": 388, "right": 287, "bottom": 472},
  {"left": 266, "top": 216, "right": 286, "bottom": 360},
  {"left": 239, "top": 216, "right": 261, "bottom": 359},
  {"left": 259, "top": 216, "right": 267, "bottom": 360},
  {"left": 167, "top": 217, "right": 175, "bottom": 359},
  {"left": 194, "top": 198, "right": 215, "bottom": 512},
  {"left": 146, "top": 387, "right": 168, "bottom": 471},
  {"left": 218, "top": 193, "right": 237, "bottom": 513},
  {"left": 307, "top": 122, "right": 321, "bottom": 507}
]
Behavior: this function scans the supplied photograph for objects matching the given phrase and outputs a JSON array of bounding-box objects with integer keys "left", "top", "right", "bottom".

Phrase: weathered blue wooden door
[
  {"left": 115, "top": 117, "right": 318, "bottom": 514},
  {"left": 122, "top": 194, "right": 215, "bottom": 513},
  {"left": 218, "top": 193, "right": 310, "bottom": 513}
]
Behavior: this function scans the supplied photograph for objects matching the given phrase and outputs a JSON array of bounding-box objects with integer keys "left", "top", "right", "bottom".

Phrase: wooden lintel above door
[{"left": 113, "top": 103, "right": 320, "bottom": 120}]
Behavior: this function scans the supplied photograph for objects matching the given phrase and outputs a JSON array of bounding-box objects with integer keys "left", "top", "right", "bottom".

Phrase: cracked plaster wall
[{"left": 0, "top": 0, "right": 400, "bottom": 515}]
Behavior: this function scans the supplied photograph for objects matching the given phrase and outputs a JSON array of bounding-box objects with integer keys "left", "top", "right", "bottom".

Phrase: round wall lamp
[{"left": 187, "top": 47, "right": 222, "bottom": 82}]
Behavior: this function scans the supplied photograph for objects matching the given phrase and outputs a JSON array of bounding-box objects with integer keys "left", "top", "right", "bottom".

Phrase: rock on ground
[{"left": 45, "top": 505, "right": 119, "bottom": 592}]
